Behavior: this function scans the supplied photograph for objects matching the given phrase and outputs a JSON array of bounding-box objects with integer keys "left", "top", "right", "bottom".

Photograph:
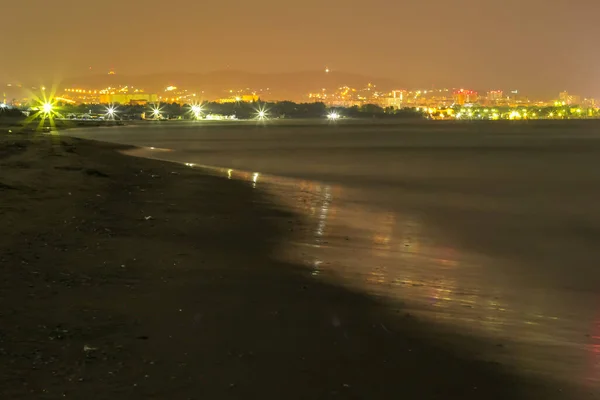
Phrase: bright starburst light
[
  {"left": 105, "top": 104, "right": 118, "bottom": 119},
  {"left": 42, "top": 102, "right": 53, "bottom": 114},
  {"left": 255, "top": 105, "right": 269, "bottom": 121},
  {"left": 150, "top": 105, "right": 163, "bottom": 119},
  {"left": 189, "top": 103, "right": 203, "bottom": 119},
  {"left": 24, "top": 85, "right": 63, "bottom": 132}
]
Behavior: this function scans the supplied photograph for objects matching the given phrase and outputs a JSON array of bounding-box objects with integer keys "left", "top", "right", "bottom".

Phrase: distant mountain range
[{"left": 57, "top": 70, "right": 402, "bottom": 101}]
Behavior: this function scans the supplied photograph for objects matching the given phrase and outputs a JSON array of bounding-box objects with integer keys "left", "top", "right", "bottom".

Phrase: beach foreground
[{"left": 0, "top": 132, "right": 568, "bottom": 399}]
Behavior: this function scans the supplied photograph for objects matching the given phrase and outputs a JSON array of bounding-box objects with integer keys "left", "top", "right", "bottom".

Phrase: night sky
[{"left": 2, "top": 0, "right": 599, "bottom": 96}]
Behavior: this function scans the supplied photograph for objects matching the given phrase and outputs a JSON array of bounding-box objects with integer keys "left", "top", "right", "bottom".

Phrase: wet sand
[{"left": 0, "top": 132, "right": 568, "bottom": 399}]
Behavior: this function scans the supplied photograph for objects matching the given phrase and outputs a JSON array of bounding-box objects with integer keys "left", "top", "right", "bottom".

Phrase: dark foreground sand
[{"left": 0, "top": 132, "right": 567, "bottom": 399}]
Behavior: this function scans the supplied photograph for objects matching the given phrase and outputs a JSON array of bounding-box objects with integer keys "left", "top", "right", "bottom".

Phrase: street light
[
  {"left": 190, "top": 104, "right": 202, "bottom": 119},
  {"left": 106, "top": 106, "right": 117, "bottom": 119},
  {"left": 42, "top": 102, "right": 53, "bottom": 114},
  {"left": 255, "top": 106, "right": 269, "bottom": 120},
  {"left": 253, "top": 104, "right": 270, "bottom": 121}
]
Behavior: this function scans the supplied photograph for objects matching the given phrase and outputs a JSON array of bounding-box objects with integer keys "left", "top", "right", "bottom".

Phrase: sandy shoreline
[{"left": 0, "top": 132, "right": 571, "bottom": 399}]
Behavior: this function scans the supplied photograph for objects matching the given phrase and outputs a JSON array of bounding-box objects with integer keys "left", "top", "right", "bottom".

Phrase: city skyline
[
  {"left": 3, "top": 0, "right": 600, "bottom": 98},
  {"left": 4, "top": 76, "right": 595, "bottom": 118},
  {"left": 1, "top": 69, "right": 596, "bottom": 105}
]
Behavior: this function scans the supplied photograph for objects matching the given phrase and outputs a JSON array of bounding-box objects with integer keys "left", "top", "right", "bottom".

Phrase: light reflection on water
[
  {"left": 122, "top": 146, "right": 600, "bottom": 392},
  {"left": 224, "top": 164, "right": 596, "bottom": 390}
]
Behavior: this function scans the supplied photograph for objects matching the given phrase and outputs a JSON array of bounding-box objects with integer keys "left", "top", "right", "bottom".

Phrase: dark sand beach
[{"left": 0, "top": 131, "right": 573, "bottom": 399}]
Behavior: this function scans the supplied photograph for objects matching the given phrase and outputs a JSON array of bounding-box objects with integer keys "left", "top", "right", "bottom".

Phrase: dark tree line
[
  {"left": 0, "top": 107, "right": 24, "bottom": 118},
  {"left": 55, "top": 100, "right": 425, "bottom": 120}
]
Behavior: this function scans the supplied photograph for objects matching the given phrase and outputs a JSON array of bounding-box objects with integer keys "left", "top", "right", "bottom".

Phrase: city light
[
  {"left": 105, "top": 105, "right": 118, "bottom": 119},
  {"left": 255, "top": 105, "right": 269, "bottom": 120},
  {"left": 24, "top": 90, "right": 61, "bottom": 131},
  {"left": 509, "top": 111, "right": 522, "bottom": 120},
  {"left": 190, "top": 104, "right": 202, "bottom": 119},
  {"left": 4, "top": 80, "right": 597, "bottom": 123},
  {"left": 150, "top": 105, "right": 162, "bottom": 119},
  {"left": 42, "top": 102, "right": 53, "bottom": 114}
]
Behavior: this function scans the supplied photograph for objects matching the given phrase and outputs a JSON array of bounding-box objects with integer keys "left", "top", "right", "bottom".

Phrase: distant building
[
  {"left": 582, "top": 98, "right": 597, "bottom": 108},
  {"left": 384, "top": 90, "right": 407, "bottom": 108},
  {"left": 61, "top": 88, "right": 101, "bottom": 104},
  {"left": 384, "top": 97, "right": 403, "bottom": 109},
  {"left": 453, "top": 89, "right": 478, "bottom": 105},
  {"left": 99, "top": 93, "right": 158, "bottom": 105},
  {"left": 486, "top": 90, "right": 503, "bottom": 104},
  {"left": 216, "top": 94, "right": 259, "bottom": 103},
  {"left": 391, "top": 90, "right": 406, "bottom": 99},
  {"left": 559, "top": 91, "right": 581, "bottom": 105}
]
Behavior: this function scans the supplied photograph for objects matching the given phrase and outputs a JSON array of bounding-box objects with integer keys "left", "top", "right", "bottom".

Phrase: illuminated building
[
  {"left": 61, "top": 88, "right": 101, "bottom": 104},
  {"left": 157, "top": 85, "right": 202, "bottom": 104},
  {"left": 382, "top": 90, "right": 406, "bottom": 108},
  {"left": 100, "top": 93, "right": 158, "bottom": 105},
  {"left": 240, "top": 94, "right": 259, "bottom": 102},
  {"left": 486, "top": 90, "right": 503, "bottom": 104},
  {"left": 453, "top": 89, "right": 478, "bottom": 105},
  {"left": 62, "top": 86, "right": 160, "bottom": 105},
  {"left": 216, "top": 94, "right": 259, "bottom": 103},
  {"left": 559, "top": 91, "right": 581, "bottom": 105},
  {"left": 582, "top": 98, "right": 597, "bottom": 108},
  {"left": 308, "top": 84, "right": 390, "bottom": 107},
  {"left": 406, "top": 89, "right": 454, "bottom": 108},
  {"left": 391, "top": 90, "right": 406, "bottom": 101},
  {"left": 383, "top": 97, "right": 402, "bottom": 108}
]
